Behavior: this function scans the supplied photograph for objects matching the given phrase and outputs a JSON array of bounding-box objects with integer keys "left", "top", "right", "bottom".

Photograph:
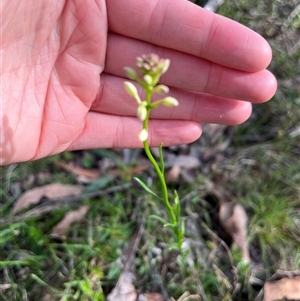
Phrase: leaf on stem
[
  {"left": 163, "top": 223, "right": 176, "bottom": 229},
  {"left": 149, "top": 214, "right": 168, "bottom": 225},
  {"left": 134, "top": 177, "right": 162, "bottom": 200},
  {"left": 180, "top": 219, "right": 185, "bottom": 237},
  {"left": 173, "top": 190, "right": 181, "bottom": 221}
]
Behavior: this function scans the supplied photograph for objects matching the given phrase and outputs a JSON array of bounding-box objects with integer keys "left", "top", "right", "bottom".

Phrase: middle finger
[{"left": 104, "top": 33, "right": 276, "bottom": 103}]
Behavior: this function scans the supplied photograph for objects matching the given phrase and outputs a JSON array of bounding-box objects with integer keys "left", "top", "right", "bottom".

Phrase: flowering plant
[{"left": 124, "top": 54, "right": 184, "bottom": 250}]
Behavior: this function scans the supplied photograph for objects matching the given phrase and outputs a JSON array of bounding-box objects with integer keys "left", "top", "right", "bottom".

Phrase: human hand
[{"left": 0, "top": 0, "right": 277, "bottom": 165}]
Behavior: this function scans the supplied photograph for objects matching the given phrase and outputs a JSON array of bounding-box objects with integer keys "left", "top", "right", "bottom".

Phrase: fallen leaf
[
  {"left": 166, "top": 165, "right": 181, "bottom": 183},
  {"left": 219, "top": 202, "right": 250, "bottom": 263},
  {"left": 206, "top": 181, "right": 250, "bottom": 263},
  {"left": 263, "top": 276, "right": 300, "bottom": 301},
  {"left": 56, "top": 161, "right": 100, "bottom": 179},
  {"left": 56, "top": 160, "right": 150, "bottom": 183},
  {"left": 165, "top": 155, "right": 201, "bottom": 183},
  {"left": 51, "top": 205, "right": 90, "bottom": 238},
  {"left": 13, "top": 184, "right": 83, "bottom": 214},
  {"left": 107, "top": 271, "right": 137, "bottom": 301}
]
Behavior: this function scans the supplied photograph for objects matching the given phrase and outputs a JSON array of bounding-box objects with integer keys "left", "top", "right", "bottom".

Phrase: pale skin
[{"left": 0, "top": 0, "right": 277, "bottom": 165}]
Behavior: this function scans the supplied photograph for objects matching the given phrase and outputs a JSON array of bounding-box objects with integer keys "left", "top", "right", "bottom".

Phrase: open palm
[
  {"left": 1, "top": 1, "right": 107, "bottom": 164},
  {"left": 1, "top": 0, "right": 277, "bottom": 165}
]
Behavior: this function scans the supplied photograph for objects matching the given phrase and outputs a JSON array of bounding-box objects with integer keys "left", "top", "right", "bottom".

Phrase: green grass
[
  {"left": 1, "top": 0, "right": 300, "bottom": 300},
  {"left": 0, "top": 156, "right": 136, "bottom": 300}
]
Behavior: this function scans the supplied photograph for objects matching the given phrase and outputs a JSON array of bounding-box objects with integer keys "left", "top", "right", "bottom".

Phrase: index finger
[{"left": 107, "top": 0, "right": 272, "bottom": 72}]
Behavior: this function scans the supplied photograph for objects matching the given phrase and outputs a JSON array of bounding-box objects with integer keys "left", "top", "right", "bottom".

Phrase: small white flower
[{"left": 138, "top": 129, "right": 148, "bottom": 142}]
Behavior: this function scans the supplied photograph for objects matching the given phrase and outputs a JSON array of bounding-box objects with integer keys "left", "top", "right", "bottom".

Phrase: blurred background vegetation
[{"left": 1, "top": 0, "right": 299, "bottom": 300}]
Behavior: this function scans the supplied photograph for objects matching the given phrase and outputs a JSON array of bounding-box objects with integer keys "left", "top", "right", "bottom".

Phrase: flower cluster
[{"left": 124, "top": 54, "right": 179, "bottom": 141}]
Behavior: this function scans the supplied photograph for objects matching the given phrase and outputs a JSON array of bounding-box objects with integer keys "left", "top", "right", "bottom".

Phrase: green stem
[{"left": 143, "top": 90, "right": 176, "bottom": 226}]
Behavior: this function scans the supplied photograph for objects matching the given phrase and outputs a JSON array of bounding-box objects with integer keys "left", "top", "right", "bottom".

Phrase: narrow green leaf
[
  {"left": 134, "top": 177, "right": 162, "bottom": 200},
  {"left": 181, "top": 219, "right": 185, "bottom": 236},
  {"left": 163, "top": 223, "right": 176, "bottom": 229},
  {"left": 174, "top": 190, "right": 179, "bottom": 205},
  {"left": 149, "top": 215, "right": 168, "bottom": 225},
  {"left": 159, "top": 143, "right": 165, "bottom": 174},
  {"left": 173, "top": 190, "right": 181, "bottom": 220}
]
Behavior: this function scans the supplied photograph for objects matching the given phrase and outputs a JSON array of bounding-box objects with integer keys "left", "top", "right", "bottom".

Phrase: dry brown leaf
[
  {"left": 206, "top": 181, "right": 250, "bottom": 263},
  {"left": 56, "top": 161, "right": 100, "bottom": 179},
  {"left": 166, "top": 165, "right": 182, "bottom": 183},
  {"left": 51, "top": 205, "right": 90, "bottom": 238},
  {"left": 13, "top": 183, "right": 83, "bottom": 214},
  {"left": 263, "top": 276, "right": 300, "bottom": 301},
  {"left": 165, "top": 155, "right": 201, "bottom": 183},
  {"left": 107, "top": 271, "right": 137, "bottom": 301},
  {"left": 56, "top": 161, "right": 100, "bottom": 183},
  {"left": 219, "top": 202, "right": 250, "bottom": 263}
]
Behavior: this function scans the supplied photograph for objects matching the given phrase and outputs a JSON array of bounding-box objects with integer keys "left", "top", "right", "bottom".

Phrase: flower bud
[
  {"left": 153, "top": 84, "right": 169, "bottom": 95},
  {"left": 138, "top": 129, "right": 148, "bottom": 142},
  {"left": 136, "top": 54, "right": 170, "bottom": 78},
  {"left": 124, "top": 81, "right": 141, "bottom": 104},
  {"left": 160, "top": 59, "right": 170, "bottom": 74},
  {"left": 124, "top": 67, "right": 138, "bottom": 80},
  {"left": 137, "top": 102, "right": 147, "bottom": 121},
  {"left": 152, "top": 96, "right": 179, "bottom": 108},
  {"left": 161, "top": 96, "right": 179, "bottom": 107},
  {"left": 143, "top": 74, "right": 153, "bottom": 85}
]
